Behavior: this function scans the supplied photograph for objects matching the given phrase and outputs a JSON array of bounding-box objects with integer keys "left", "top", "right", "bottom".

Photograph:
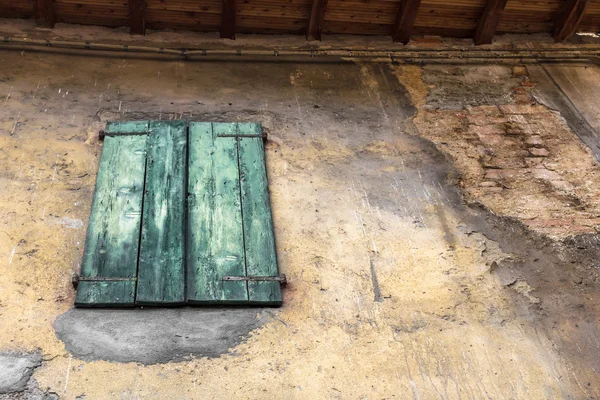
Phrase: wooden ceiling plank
[
  {"left": 220, "top": 0, "right": 237, "bottom": 39},
  {"left": 129, "top": 0, "right": 146, "bottom": 35},
  {"left": 35, "top": 0, "right": 55, "bottom": 27},
  {"left": 474, "top": 0, "right": 508, "bottom": 45},
  {"left": 392, "top": 0, "right": 422, "bottom": 44},
  {"left": 307, "top": 0, "right": 328, "bottom": 41},
  {"left": 554, "top": 0, "right": 589, "bottom": 42}
]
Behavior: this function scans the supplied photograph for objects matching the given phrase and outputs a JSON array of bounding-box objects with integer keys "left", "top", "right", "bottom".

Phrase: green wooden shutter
[{"left": 75, "top": 121, "right": 282, "bottom": 307}]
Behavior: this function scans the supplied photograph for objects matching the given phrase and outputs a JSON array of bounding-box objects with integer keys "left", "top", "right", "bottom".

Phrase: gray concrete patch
[
  {"left": 0, "top": 353, "right": 41, "bottom": 394},
  {"left": 54, "top": 308, "right": 273, "bottom": 364}
]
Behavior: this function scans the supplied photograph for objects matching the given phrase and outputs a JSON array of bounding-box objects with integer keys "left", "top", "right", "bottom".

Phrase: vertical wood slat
[
  {"left": 554, "top": 0, "right": 589, "bottom": 42},
  {"left": 35, "top": 0, "right": 55, "bottom": 28},
  {"left": 75, "top": 121, "right": 149, "bottom": 307},
  {"left": 392, "top": 0, "right": 422, "bottom": 44},
  {"left": 136, "top": 121, "right": 187, "bottom": 305},
  {"left": 307, "top": 0, "right": 328, "bottom": 41},
  {"left": 129, "top": 0, "right": 146, "bottom": 35},
  {"left": 238, "top": 124, "right": 282, "bottom": 305},
  {"left": 474, "top": 0, "right": 508, "bottom": 45},
  {"left": 220, "top": 0, "right": 237, "bottom": 39},
  {"left": 187, "top": 122, "right": 248, "bottom": 304}
]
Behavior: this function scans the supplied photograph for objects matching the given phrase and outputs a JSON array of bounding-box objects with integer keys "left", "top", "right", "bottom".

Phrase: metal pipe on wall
[{"left": 1, "top": 36, "right": 599, "bottom": 65}]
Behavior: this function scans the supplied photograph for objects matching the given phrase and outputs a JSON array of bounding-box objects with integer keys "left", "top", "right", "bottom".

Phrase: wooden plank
[
  {"left": 136, "top": 120, "right": 187, "bottom": 305},
  {"left": 105, "top": 120, "right": 149, "bottom": 134},
  {"left": 35, "top": 0, "right": 55, "bottom": 27},
  {"left": 75, "top": 281, "right": 137, "bottom": 307},
  {"left": 220, "top": 0, "right": 237, "bottom": 39},
  {"left": 238, "top": 124, "right": 282, "bottom": 305},
  {"left": 392, "top": 0, "right": 422, "bottom": 44},
  {"left": 75, "top": 127, "right": 148, "bottom": 307},
  {"left": 554, "top": 0, "right": 589, "bottom": 41},
  {"left": 474, "top": 0, "right": 508, "bottom": 45},
  {"left": 187, "top": 122, "right": 248, "bottom": 304},
  {"left": 307, "top": 0, "right": 328, "bottom": 40},
  {"left": 129, "top": 0, "right": 146, "bottom": 34},
  {"left": 216, "top": 122, "right": 264, "bottom": 137}
]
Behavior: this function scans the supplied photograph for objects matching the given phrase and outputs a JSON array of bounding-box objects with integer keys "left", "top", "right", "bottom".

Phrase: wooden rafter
[
  {"left": 129, "top": 0, "right": 146, "bottom": 35},
  {"left": 221, "top": 0, "right": 237, "bottom": 39},
  {"left": 474, "top": 0, "right": 508, "bottom": 45},
  {"left": 34, "top": 0, "right": 55, "bottom": 28},
  {"left": 307, "top": 0, "right": 328, "bottom": 41},
  {"left": 392, "top": 0, "right": 422, "bottom": 44},
  {"left": 554, "top": 0, "right": 589, "bottom": 42}
]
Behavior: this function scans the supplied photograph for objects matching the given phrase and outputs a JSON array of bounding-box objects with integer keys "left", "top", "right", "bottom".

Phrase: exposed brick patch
[{"left": 412, "top": 67, "right": 600, "bottom": 238}]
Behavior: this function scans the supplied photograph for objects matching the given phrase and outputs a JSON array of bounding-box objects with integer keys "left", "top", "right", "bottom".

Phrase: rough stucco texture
[{"left": 0, "top": 40, "right": 600, "bottom": 399}]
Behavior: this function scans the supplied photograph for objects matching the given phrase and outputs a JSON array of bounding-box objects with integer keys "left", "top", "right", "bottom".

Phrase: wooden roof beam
[
  {"left": 35, "top": 0, "right": 55, "bottom": 28},
  {"left": 392, "top": 0, "right": 422, "bottom": 44},
  {"left": 129, "top": 0, "right": 146, "bottom": 35},
  {"left": 307, "top": 0, "right": 328, "bottom": 41},
  {"left": 554, "top": 0, "right": 589, "bottom": 42},
  {"left": 221, "top": 0, "right": 237, "bottom": 39},
  {"left": 474, "top": 0, "right": 508, "bottom": 45}
]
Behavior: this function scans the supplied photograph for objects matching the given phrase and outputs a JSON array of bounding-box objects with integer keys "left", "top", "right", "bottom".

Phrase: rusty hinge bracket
[
  {"left": 98, "top": 130, "right": 151, "bottom": 140},
  {"left": 216, "top": 132, "right": 268, "bottom": 140},
  {"left": 222, "top": 274, "right": 287, "bottom": 286}
]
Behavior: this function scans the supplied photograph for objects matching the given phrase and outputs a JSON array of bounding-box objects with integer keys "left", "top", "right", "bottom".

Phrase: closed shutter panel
[
  {"left": 75, "top": 121, "right": 149, "bottom": 307},
  {"left": 136, "top": 120, "right": 187, "bottom": 305},
  {"left": 75, "top": 121, "right": 282, "bottom": 307}
]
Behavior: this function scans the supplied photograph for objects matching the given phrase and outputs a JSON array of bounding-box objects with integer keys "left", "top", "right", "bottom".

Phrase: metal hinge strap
[
  {"left": 222, "top": 274, "right": 287, "bottom": 285},
  {"left": 99, "top": 130, "right": 151, "bottom": 140},
  {"left": 216, "top": 133, "right": 267, "bottom": 139},
  {"left": 78, "top": 277, "right": 137, "bottom": 282}
]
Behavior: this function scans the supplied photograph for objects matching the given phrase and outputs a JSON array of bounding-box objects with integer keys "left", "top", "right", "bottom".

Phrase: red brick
[
  {"left": 525, "top": 135, "right": 544, "bottom": 147},
  {"left": 467, "top": 105, "right": 501, "bottom": 116},
  {"left": 528, "top": 147, "right": 550, "bottom": 157},
  {"left": 508, "top": 114, "right": 528, "bottom": 124},
  {"left": 525, "top": 158, "right": 545, "bottom": 167},
  {"left": 470, "top": 124, "right": 504, "bottom": 136},
  {"left": 487, "top": 116, "right": 508, "bottom": 124},
  {"left": 531, "top": 168, "right": 562, "bottom": 181},
  {"left": 498, "top": 104, "right": 539, "bottom": 115},
  {"left": 514, "top": 95, "right": 534, "bottom": 104},
  {"left": 466, "top": 115, "right": 489, "bottom": 126}
]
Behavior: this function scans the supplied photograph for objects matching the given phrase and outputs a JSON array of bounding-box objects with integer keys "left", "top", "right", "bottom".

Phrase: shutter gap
[
  {"left": 235, "top": 124, "right": 250, "bottom": 300},
  {"left": 133, "top": 132, "right": 150, "bottom": 305},
  {"left": 183, "top": 123, "right": 190, "bottom": 303}
]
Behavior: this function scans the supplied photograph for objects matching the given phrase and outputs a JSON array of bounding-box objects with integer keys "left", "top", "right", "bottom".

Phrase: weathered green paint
[
  {"left": 236, "top": 123, "right": 263, "bottom": 136},
  {"left": 105, "top": 120, "right": 149, "bottom": 134},
  {"left": 75, "top": 281, "right": 137, "bottom": 307},
  {"left": 215, "top": 122, "right": 264, "bottom": 137},
  {"left": 239, "top": 128, "right": 282, "bottom": 305},
  {"left": 75, "top": 134, "right": 148, "bottom": 307},
  {"left": 187, "top": 122, "right": 248, "bottom": 304},
  {"left": 78, "top": 120, "right": 282, "bottom": 307},
  {"left": 137, "top": 121, "right": 187, "bottom": 305}
]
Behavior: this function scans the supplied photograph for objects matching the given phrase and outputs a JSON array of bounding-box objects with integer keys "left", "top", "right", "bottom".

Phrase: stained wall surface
[{"left": 1, "top": 23, "right": 600, "bottom": 399}]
